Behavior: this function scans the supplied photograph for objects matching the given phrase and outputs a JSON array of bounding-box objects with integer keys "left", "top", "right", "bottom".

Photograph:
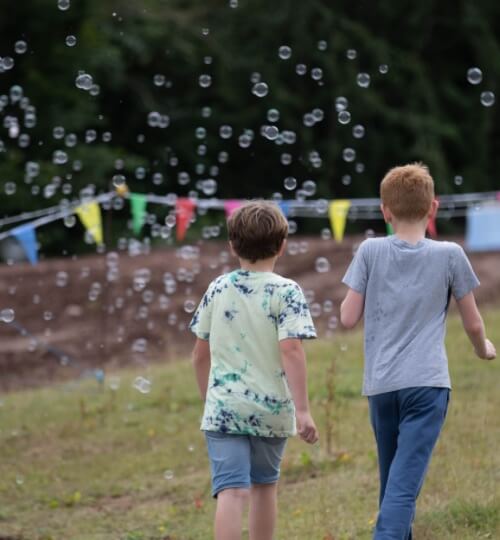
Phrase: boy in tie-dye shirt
[{"left": 190, "top": 200, "right": 318, "bottom": 540}]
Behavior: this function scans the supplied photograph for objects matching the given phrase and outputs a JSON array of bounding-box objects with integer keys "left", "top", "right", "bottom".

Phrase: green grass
[{"left": 1, "top": 309, "right": 500, "bottom": 540}]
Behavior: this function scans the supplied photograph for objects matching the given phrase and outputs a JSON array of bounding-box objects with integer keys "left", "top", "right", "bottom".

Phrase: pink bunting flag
[{"left": 224, "top": 200, "right": 242, "bottom": 219}]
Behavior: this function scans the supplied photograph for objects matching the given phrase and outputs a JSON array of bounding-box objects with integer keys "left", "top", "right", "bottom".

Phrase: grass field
[{"left": 1, "top": 309, "right": 499, "bottom": 540}]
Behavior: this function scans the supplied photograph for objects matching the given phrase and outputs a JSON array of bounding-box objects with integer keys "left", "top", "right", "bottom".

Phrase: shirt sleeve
[
  {"left": 277, "top": 283, "right": 317, "bottom": 341},
  {"left": 342, "top": 240, "right": 369, "bottom": 295},
  {"left": 189, "top": 282, "right": 216, "bottom": 340},
  {"left": 450, "top": 245, "right": 480, "bottom": 300}
]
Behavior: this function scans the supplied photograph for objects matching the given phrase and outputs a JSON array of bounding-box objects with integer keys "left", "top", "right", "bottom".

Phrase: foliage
[{"left": 1, "top": 0, "right": 499, "bottom": 253}]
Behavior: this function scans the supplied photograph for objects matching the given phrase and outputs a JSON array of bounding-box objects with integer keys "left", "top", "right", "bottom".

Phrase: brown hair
[
  {"left": 227, "top": 200, "right": 288, "bottom": 262},
  {"left": 380, "top": 162, "right": 435, "bottom": 221}
]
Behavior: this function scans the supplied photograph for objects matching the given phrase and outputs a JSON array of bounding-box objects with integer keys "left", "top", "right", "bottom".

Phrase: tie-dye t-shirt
[{"left": 189, "top": 269, "right": 316, "bottom": 437}]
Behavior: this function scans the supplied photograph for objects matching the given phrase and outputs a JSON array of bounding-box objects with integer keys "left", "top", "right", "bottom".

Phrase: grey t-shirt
[{"left": 342, "top": 236, "right": 480, "bottom": 396}]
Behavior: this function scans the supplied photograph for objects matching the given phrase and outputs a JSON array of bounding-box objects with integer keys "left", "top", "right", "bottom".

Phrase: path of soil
[{"left": 1, "top": 236, "right": 499, "bottom": 391}]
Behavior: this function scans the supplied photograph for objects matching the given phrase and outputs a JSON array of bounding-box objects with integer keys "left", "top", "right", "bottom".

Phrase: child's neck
[
  {"left": 392, "top": 218, "right": 427, "bottom": 245},
  {"left": 239, "top": 256, "right": 277, "bottom": 273}
]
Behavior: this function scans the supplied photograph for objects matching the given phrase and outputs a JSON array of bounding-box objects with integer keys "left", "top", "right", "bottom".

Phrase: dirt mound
[{"left": 1, "top": 236, "right": 499, "bottom": 391}]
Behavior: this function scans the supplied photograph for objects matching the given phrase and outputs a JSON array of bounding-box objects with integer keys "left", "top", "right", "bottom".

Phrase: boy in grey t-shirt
[{"left": 341, "top": 163, "right": 496, "bottom": 540}]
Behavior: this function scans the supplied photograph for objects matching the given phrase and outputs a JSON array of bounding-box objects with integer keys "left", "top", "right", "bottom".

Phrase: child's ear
[
  {"left": 380, "top": 204, "right": 392, "bottom": 223},
  {"left": 429, "top": 198, "right": 439, "bottom": 218},
  {"left": 228, "top": 241, "right": 237, "bottom": 258},
  {"left": 278, "top": 239, "right": 287, "bottom": 257}
]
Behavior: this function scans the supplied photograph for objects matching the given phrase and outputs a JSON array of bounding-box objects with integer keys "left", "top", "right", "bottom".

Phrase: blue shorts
[{"left": 204, "top": 431, "right": 287, "bottom": 498}]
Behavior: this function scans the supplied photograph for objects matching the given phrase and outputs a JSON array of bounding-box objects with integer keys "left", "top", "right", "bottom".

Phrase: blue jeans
[{"left": 368, "top": 387, "right": 450, "bottom": 540}]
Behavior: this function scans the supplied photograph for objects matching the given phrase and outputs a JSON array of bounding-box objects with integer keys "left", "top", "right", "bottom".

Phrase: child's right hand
[
  {"left": 296, "top": 411, "right": 319, "bottom": 444},
  {"left": 480, "top": 339, "right": 496, "bottom": 360}
]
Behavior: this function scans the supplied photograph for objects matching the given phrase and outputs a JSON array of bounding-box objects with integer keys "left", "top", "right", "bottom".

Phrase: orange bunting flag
[
  {"left": 175, "top": 198, "right": 196, "bottom": 242},
  {"left": 75, "top": 202, "right": 103, "bottom": 245},
  {"left": 328, "top": 200, "right": 351, "bottom": 243}
]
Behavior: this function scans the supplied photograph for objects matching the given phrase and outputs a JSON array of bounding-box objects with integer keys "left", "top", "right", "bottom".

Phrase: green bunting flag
[
  {"left": 130, "top": 193, "right": 148, "bottom": 235},
  {"left": 386, "top": 222, "right": 394, "bottom": 235}
]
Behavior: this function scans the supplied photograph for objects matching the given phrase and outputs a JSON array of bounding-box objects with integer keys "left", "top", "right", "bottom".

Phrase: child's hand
[
  {"left": 296, "top": 411, "right": 319, "bottom": 444},
  {"left": 483, "top": 339, "right": 496, "bottom": 360}
]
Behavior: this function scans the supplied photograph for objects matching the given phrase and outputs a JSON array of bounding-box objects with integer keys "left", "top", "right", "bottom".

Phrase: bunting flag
[
  {"left": 328, "top": 200, "right": 351, "bottom": 243},
  {"left": 75, "top": 202, "right": 103, "bottom": 245},
  {"left": 12, "top": 224, "right": 38, "bottom": 265},
  {"left": 175, "top": 198, "right": 196, "bottom": 241},
  {"left": 426, "top": 215, "right": 437, "bottom": 238},
  {"left": 466, "top": 204, "right": 500, "bottom": 252},
  {"left": 130, "top": 193, "right": 148, "bottom": 235},
  {"left": 386, "top": 222, "right": 394, "bottom": 235},
  {"left": 278, "top": 200, "right": 291, "bottom": 217},
  {"left": 224, "top": 199, "right": 242, "bottom": 219}
]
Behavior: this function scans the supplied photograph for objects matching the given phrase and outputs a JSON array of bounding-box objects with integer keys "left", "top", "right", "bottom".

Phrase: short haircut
[
  {"left": 227, "top": 200, "right": 288, "bottom": 262},
  {"left": 380, "top": 162, "right": 435, "bottom": 221}
]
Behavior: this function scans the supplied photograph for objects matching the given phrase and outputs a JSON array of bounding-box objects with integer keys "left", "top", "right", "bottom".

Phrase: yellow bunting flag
[
  {"left": 75, "top": 202, "right": 103, "bottom": 245},
  {"left": 328, "top": 200, "right": 351, "bottom": 243}
]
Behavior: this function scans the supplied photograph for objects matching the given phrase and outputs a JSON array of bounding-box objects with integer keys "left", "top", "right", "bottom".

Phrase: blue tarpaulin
[{"left": 466, "top": 204, "right": 500, "bottom": 252}]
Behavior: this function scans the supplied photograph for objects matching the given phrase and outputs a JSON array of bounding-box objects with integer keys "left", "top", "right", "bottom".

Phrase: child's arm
[
  {"left": 456, "top": 292, "right": 496, "bottom": 360},
  {"left": 279, "top": 338, "right": 319, "bottom": 444},
  {"left": 192, "top": 338, "right": 211, "bottom": 399},
  {"left": 340, "top": 288, "right": 365, "bottom": 329}
]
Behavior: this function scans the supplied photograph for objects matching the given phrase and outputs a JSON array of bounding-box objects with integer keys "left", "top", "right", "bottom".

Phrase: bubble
[
  {"left": 338, "top": 110, "right": 351, "bottom": 125},
  {"left": 14, "top": 41, "right": 28, "bottom": 54},
  {"left": 346, "top": 49, "right": 357, "bottom": 60},
  {"left": 184, "top": 299, "right": 197, "bottom": 313},
  {"left": 454, "top": 175, "right": 463, "bottom": 186},
  {"left": 467, "top": 67, "right": 482, "bottom": 85},
  {"left": 57, "top": 0, "right": 70, "bottom": 10},
  {"left": 317, "top": 40, "right": 327, "bottom": 51},
  {"left": 356, "top": 72, "right": 371, "bottom": 88},
  {"left": 201, "top": 178, "right": 217, "bottom": 195},
  {"left": 315, "top": 257, "right": 330, "bottom": 273},
  {"left": 5, "top": 182, "right": 16, "bottom": 195},
  {"left": 229, "top": 0, "right": 238, "bottom": 7},
  {"left": 311, "top": 67, "right": 323, "bottom": 80},
  {"left": 321, "top": 228, "right": 331, "bottom": 240},
  {"left": 219, "top": 125, "right": 233, "bottom": 139},
  {"left": 262, "top": 125, "right": 279, "bottom": 140},
  {"left": 252, "top": 82, "right": 269, "bottom": 97},
  {"left": 56, "top": 271, "right": 69, "bottom": 287},
  {"left": 278, "top": 45, "right": 292, "bottom": 60},
  {"left": 16, "top": 475, "right": 24, "bottom": 486},
  {"left": 65, "top": 35, "right": 77, "bottom": 47},
  {"left": 133, "top": 376, "right": 151, "bottom": 394},
  {"left": 0, "top": 309, "right": 15, "bottom": 323},
  {"left": 198, "top": 74, "right": 212, "bottom": 88},
  {"left": 75, "top": 73, "right": 93, "bottom": 90},
  {"left": 2, "top": 57, "right": 14, "bottom": 70},
  {"left": 284, "top": 176, "right": 297, "bottom": 190},
  {"left": 303, "top": 113, "right": 315, "bottom": 127},
  {"left": 267, "top": 108, "right": 280, "bottom": 122},
  {"left": 238, "top": 133, "right": 252, "bottom": 148},
  {"left": 379, "top": 64, "right": 389, "bottom": 74},
  {"left": 164, "top": 470, "right": 174, "bottom": 480},
  {"left": 355, "top": 162, "right": 365, "bottom": 174},
  {"left": 280, "top": 153, "right": 292, "bottom": 165},
  {"left": 342, "top": 147, "right": 356, "bottom": 162},
  {"left": 342, "top": 174, "right": 352, "bottom": 185},
  {"left": 480, "top": 91, "right": 495, "bottom": 107},
  {"left": 153, "top": 74, "right": 165, "bottom": 86},
  {"left": 112, "top": 174, "right": 126, "bottom": 187},
  {"left": 335, "top": 97, "right": 348, "bottom": 112},
  {"left": 312, "top": 108, "right": 324, "bottom": 122},
  {"left": 302, "top": 180, "right": 316, "bottom": 196},
  {"left": 64, "top": 215, "right": 76, "bottom": 227},
  {"left": 10, "top": 85, "right": 23, "bottom": 102},
  {"left": 352, "top": 124, "right": 365, "bottom": 138},
  {"left": 296, "top": 64, "right": 307, "bottom": 76},
  {"left": 53, "top": 150, "right": 68, "bottom": 165}
]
